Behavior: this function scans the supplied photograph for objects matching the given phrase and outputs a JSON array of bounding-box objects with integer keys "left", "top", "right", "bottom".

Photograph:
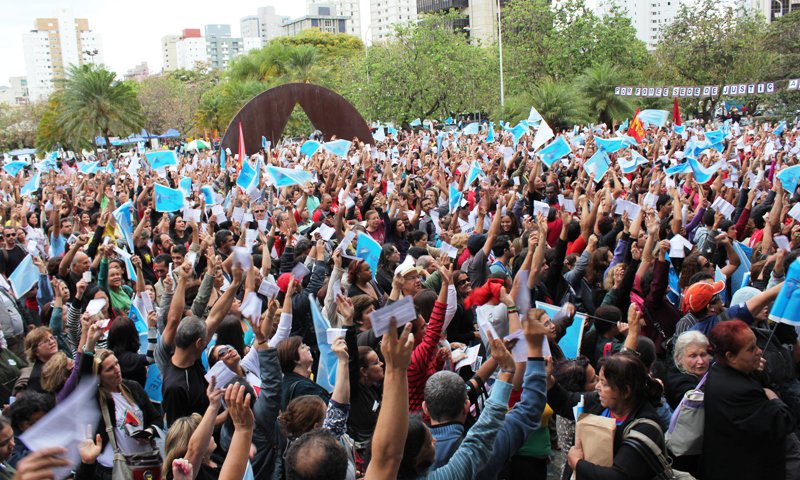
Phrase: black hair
[
  {"left": 594, "top": 305, "right": 622, "bottom": 335},
  {"left": 107, "top": 316, "right": 140, "bottom": 356},
  {"left": 554, "top": 356, "right": 593, "bottom": 392},
  {"left": 491, "top": 235, "right": 511, "bottom": 258},
  {"left": 285, "top": 429, "right": 348, "bottom": 480},
  {"left": 7, "top": 391, "right": 55, "bottom": 433}
]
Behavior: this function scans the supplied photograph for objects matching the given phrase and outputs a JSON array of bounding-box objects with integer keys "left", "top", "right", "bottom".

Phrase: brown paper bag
[{"left": 572, "top": 413, "right": 616, "bottom": 479}]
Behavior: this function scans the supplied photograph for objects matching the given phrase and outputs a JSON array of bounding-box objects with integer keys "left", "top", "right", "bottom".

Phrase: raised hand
[
  {"left": 382, "top": 320, "right": 414, "bottom": 371},
  {"left": 225, "top": 383, "right": 254, "bottom": 431}
]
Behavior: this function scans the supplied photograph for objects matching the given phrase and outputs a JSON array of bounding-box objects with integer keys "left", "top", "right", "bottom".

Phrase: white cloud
[{"left": 0, "top": 0, "right": 307, "bottom": 86}]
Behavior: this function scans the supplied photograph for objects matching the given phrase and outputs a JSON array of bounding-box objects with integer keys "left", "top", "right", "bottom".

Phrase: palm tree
[
  {"left": 57, "top": 64, "right": 144, "bottom": 151},
  {"left": 529, "top": 79, "right": 586, "bottom": 130},
  {"left": 279, "top": 45, "right": 328, "bottom": 84},
  {"left": 578, "top": 63, "right": 633, "bottom": 127}
]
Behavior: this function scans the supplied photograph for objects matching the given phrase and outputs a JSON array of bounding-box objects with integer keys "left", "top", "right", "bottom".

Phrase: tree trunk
[{"left": 103, "top": 129, "right": 111, "bottom": 160}]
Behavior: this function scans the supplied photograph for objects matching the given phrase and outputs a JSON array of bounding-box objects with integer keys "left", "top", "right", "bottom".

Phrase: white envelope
[{"left": 369, "top": 295, "right": 417, "bottom": 337}]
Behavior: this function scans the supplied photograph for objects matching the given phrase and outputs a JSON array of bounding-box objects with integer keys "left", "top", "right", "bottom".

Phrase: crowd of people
[{"left": 0, "top": 110, "right": 798, "bottom": 480}]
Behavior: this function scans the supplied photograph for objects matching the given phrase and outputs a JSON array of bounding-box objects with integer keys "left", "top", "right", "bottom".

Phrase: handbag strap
[
  {"left": 623, "top": 418, "right": 675, "bottom": 480},
  {"left": 100, "top": 398, "right": 122, "bottom": 454},
  {"left": 695, "top": 371, "right": 709, "bottom": 390}
]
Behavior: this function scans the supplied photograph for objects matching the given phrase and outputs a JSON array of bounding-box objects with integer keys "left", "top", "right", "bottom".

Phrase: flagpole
[{"left": 497, "top": 0, "right": 505, "bottom": 109}]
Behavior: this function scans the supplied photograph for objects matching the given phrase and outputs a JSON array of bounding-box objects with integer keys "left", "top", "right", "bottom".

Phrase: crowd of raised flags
[{"left": 0, "top": 98, "right": 798, "bottom": 480}]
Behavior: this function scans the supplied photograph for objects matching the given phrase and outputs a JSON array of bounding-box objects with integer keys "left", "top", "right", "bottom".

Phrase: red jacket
[{"left": 408, "top": 300, "right": 446, "bottom": 412}]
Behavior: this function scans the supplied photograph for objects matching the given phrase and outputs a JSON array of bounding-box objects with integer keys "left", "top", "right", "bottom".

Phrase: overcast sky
[{"left": 0, "top": 0, "right": 316, "bottom": 86}]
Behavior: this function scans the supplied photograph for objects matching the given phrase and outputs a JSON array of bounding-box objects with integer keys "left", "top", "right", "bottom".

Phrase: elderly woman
[
  {"left": 701, "top": 320, "right": 795, "bottom": 480},
  {"left": 665, "top": 331, "right": 710, "bottom": 409}
]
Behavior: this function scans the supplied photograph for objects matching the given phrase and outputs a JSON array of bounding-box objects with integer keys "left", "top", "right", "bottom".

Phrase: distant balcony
[{"left": 417, "top": 0, "right": 469, "bottom": 14}]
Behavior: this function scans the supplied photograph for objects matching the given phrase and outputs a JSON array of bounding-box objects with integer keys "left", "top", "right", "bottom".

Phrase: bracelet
[
  {"left": 256, "top": 339, "right": 268, "bottom": 345},
  {"left": 82, "top": 347, "right": 95, "bottom": 356},
  {"left": 500, "top": 368, "right": 515, "bottom": 374},
  {"left": 506, "top": 306, "right": 519, "bottom": 313}
]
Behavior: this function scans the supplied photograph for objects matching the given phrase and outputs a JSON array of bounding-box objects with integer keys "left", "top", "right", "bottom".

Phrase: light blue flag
[
  {"left": 774, "top": 121, "right": 786, "bottom": 136},
  {"left": 128, "top": 301, "right": 149, "bottom": 355},
  {"left": 665, "top": 162, "right": 690, "bottom": 176},
  {"left": 445, "top": 117, "right": 454, "bottom": 125},
  {"left": 584, "top": 150, "right": 610, "bottom": 182},
  {"left": 436, "top": 132, "right": 444, "bottom": 157},
  {"left": 9, "top": 255, "right": 39, "bottom": 299},
  {"left": 322, "top": 139, "right": 352, "bottom": 158},
  {"left": 715, "top": 267, "right": 728, "bottom": 304},
  {"left": 262, "top": 136, "right": 268, "bottom": 150},
  {"left": 449, "top": 183, "right": 463, "bottom": 213},
  {"left": 594, "top": 135, "right": 628, "bottom": 153},
  {"left": 466, "top": 161, "right": 484, "bottom": 187},
  {"left": 777, "top": 165, "right": 800, "bottom": 194},
  {"left": 729, "top": 242, "right": 752, "bottom": 301},
  {"left": 145, "top": 150, "right": 178, "bottom": 170},
  {"left": 637, "top": 109, "right": 669, "bottom": 128},
  {"left": 667, "top": 266, "right": 681, "bottom": 308},
  {"left": 462, "top": 122, "right": 480, "bottom": 135},
  {"left": 410, "top": 118, "right": 421, "bottom": 127},
  {"left": 768, "top": 258, "right": 800, "bottom": 326},
  {"left": 704, "top": 129, "right": 724, "bottom": 145},
  {"left": 510, "top": 123, "right": 528, "bottom": 145},
  {"left": 674, "top": 124, "right": 686, "bottom": 137},
  {"left": 387, "top": 126, "right": 398, "bottom": 136},
  {"left": 3, "top": 160, "right": 27, "bottom": 176},
  {"left": 79, "top": 161, "right": 100, "bottom": 174},
  {"left": 617, "top": 119, "right": 629, "bottom": 134},
  {"left": 219, "top": 149, "right": 226, "bottom": 169},
  {"left": 537, "top": 137, "right": 571, "bottom": 167},
  {"left": 688, "top": 157, "right": 715, "bottom": 184},
  {"left": 486, "top": 122, "right": 495, "bottom": 143},
  {"left": 356, "top": 232, "right": 381, "bottom": 280},
  {"left": 373, "top": 127, "right": 386, "bottom": 142},
  {"left": 266, "top": 166, "right": 314, "bottom": 188},
  {"left": 20, "top": 172, "right": 40, "bottom": 197},
  {"left": 201, "top": 185, "right": 217, "bottom": 205},
  {"left": 528, "top": 106, "right": 543, "bottom": 123},
  {"left": 112, "top": 201, "right": 135, "bottom": 252},
  {"left": 309, "top": 294, "right": 337, "bottom": 392},
  {"left": 619, "top": 150, "right": 649, "bottom": 174},
  {"left": 300, "top": 140, "right": 321, "bottom": 158},
  {"left": 153, "top": 183, "right": 185, "bottom": 212},
  {"left": 144, "top": 360, "right": 162, "bottom": 403},
  {"left": 236, "top": 160, "right": 258, "bottom": 191},
  {"left": 535, "top": 301, "right": 585, "bottom": 359},
  {"left": 105, "top": 161, "right": 115, "bottom": 174},
  {"left": 179, "top": 177, "right": 192, "bottom": 197}
]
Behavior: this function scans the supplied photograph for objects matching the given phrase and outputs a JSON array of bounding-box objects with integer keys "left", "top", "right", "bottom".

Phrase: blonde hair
[
  {"left": 24, "top": 327, "right": 53, "bottom": 363},
  {"left": 450, "top": 233, "right": 468, "bottom": 250},
  {"left": 603, "top": 264, "right": 625, "bottom": 291},
  {"left": 162, "top": 414, "right": 202, "bottom": 473},
  {"left": 41, "top": 351, "right": 70, "bottom": 392}
]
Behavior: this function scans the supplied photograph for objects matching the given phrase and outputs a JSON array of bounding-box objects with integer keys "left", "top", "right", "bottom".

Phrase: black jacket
[
  {"left": 664, "top": 361, "right": 702, "bottom": 410},
  {"left": 700, "top": 363, "right": 794, "bottom": 480}
]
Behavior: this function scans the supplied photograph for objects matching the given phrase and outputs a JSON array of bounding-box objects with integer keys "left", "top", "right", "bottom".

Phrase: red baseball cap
[{"left": 683, "top": 280, "right": 725, "bottom": 314}]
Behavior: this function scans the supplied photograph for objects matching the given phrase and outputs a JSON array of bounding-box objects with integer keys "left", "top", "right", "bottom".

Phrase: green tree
[
  {"left": 578, "top": 63, "right": 633, "bottom": 126},
  {"left": 502, "top": 0, "right": 649, "bottom": 95},
  {"left": 655, "top": 0, "right": 773, "bottom": 117},
  {"left": 55, "top": 64, "right": 144, "bottom": 150},
  {"left": 528, "top": 79, "right": 586, "bottom": 130},
  {"left": 195, "top": 81, "right": 267, "bottom": 133},
  {"left": 351, "top": 11, "right": 497, "bottom": 122},
  {"left": 279, "top": 45, "right": 327, "bottom": 84},
  {"left": 137, "top": 75, "right": 197, "bottom": 137},
  {"left": 36, "top": 92, "right": 92, "bottom": 152}
]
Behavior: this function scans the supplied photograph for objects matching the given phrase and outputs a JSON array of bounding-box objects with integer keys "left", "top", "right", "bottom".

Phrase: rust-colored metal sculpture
[{"left": 220, "top": 83, "right": 373, "bottom": 154}]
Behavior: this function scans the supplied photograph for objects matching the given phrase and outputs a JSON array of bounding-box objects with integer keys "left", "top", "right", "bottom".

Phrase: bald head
[
  {"left": 71, "top": 252, "right": 90, "bottom": 275},
  {"left": 285, "top": 430, "right": 347, "bottom": 480}
]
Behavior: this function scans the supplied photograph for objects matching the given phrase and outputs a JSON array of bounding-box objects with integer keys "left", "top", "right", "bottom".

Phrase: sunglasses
[
  {"left": 455, "top": 279, "right": 469, "bottom": 287},
  {"left": 216, "top": 345, "right": 234, "bottom": 357},
  {"left": 4, "top": 233, "right": 15, "bottom": 238}
]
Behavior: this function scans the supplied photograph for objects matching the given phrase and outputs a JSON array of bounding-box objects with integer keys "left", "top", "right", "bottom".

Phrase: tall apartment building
[
  {"left": 590, "top": 0, "right": 682, "bottom": 50},
  {"left": 282, "top": 4, "right": 350, "bottom": 37},
  {"left": 22, "top": 9, "right": 103, "bottom": 100},
  {"left": 241, "top": 16, "right": 261, "bottom": 39},
  {"left": 205, "top": 24, "right": 244, "bottom": 70},
  {"left": 308, "top": 0, "right": 362, "bottom": 37},
  {"left": 174, "top": 29, "right": 208, "bottom": 71},
  {"left": 370, "top": 0, "right": 417, "bottom": 42},
  {"left": 257, "top": 6, "right": 290, "bottom": 42},
  {"left": 416, "top": 0, "right": 502, "bottom": 46},
  {"left": 737, "top": 0, "right": 800, "bottom": 21}
]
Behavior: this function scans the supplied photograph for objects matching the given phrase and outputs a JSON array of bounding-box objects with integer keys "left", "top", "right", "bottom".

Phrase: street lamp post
[
  {"left": 497, "top": 0, "right": 504, "bottom": 109},
  {"left": 83, "top": 49, "right": 99, "bottom": 64}
]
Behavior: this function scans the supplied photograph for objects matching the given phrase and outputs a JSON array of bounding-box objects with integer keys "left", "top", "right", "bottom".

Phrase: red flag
[
  {"left": 627, "top": 109, "right": 646, "bottom": 142},
  {"left": 124, "top": 409, "right": 140, "bottom": 427},
  {"left": 237, "top": 121, "right": 246, "bottom": 172},
  {"left": 673, "top": 97, "right": 682, "bottom": 126}
]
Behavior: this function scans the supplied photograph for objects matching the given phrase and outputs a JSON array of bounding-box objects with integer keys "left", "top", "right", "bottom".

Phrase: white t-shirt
[{"left": 97, "top": 391, "right": 151, "bottom": 467}]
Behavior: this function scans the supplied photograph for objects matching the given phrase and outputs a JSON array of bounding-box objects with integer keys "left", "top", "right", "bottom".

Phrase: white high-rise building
[
  {"left": 590, "top": 0, "right": 682, "bottom": 50},
  {"left": 161, "top": 35, "right": 180, "bottom": 71},
  {"left": 308, "top": 0, "right": 362, "bottom": 37},
  {"left": 257, "top": 6, "right": 289, "bottom": 42},
  {"left": 241, "top": 15, "right": 261, "bottom": 39},
  {"left": 22, "top": 9, "right": 104, "bottom": 100},
  {"left": 370, "top": 0, "right": 416, "bottom": 43},
  {"left": 175, "top": 38, "right": 208, "bottom": 70}
]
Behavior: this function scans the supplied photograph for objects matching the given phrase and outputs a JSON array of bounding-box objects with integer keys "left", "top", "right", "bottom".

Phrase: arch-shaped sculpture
[{"left": 220, "top": 83, "right": 373, "bottom": 154}]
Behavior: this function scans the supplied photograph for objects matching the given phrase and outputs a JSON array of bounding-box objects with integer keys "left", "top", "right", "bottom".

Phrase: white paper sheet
[
  {"left": 204, "top": 360, "right": 238, "bottom": 389},
  {"left": 369, "top": 295, "right": 417, "bottom": 337}
]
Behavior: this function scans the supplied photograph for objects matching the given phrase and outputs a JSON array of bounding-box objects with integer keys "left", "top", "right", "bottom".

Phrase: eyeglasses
[
  {"left": 455, "top": 279, "right": 469, "bottom": 287},
  {"left": 253, "top": 209, "right": 265, "bottom": 214},
  {"left": 4, "top": 233, "right": 15, "bottom": 238},
  {"left": 38, "top": 336, "right": 56, "bottom": 347}
]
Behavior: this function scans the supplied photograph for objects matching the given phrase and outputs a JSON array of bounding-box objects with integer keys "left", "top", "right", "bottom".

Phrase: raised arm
[{"left": 204, "top": 265, "right": 244, "bottom": 342}]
